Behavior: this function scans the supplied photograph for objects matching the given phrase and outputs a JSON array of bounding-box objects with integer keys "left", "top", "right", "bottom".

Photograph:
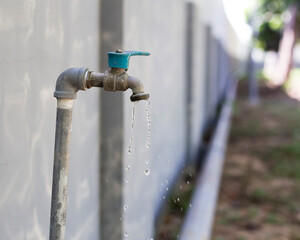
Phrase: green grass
[
  {"left": 231, "top": 94, "right": 300, "bottom": 180},
  {"left": 169, "top": 184, "right": 194, "bottom": 214},
  {"left": 220, "top": 211, "right": 245, "bottom": 225},
  {"left": 231, "top": 120, "right": 262, "bottom": 138},
  {"left": 265, "top": 213, "right": 285, "bottom": 225},
  {"left": 247, "top": 187, "right": 294, "bottom": 207},
  {"left": 265, "top": 142, "right": 300, "bottom": 180},
  {"left": 247, "top": 206, "right": 259, "bottom": 219},
  {"left": 289, "top": 233, "right": 300, "bottom": 240},
  {"left": 248, "top": 188, "right": 270, "bottom": 203},
  {"left": 213, "top": 82, "right": 300, "bottom": 239},
  {"left": 213, "top": 237, "right": 228, "bottom": 240}
]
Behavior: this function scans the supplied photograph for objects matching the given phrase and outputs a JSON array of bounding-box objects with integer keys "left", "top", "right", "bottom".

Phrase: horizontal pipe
[{"left": 86, "top": 72, "right": 105, "bottom": 88}]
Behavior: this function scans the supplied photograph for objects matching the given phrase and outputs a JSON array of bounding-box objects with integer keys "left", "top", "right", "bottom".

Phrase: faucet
[
  {"left": 85, "top": 49, "right": 150, "bottom": 101},
  {"left": 49, "top": 50, "right": 150, "bottom": 240},
  {"left": 54, "top": 50, "right": 150, "bottom": 101}
]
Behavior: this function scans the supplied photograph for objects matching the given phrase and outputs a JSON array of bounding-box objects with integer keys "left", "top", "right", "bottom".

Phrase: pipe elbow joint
[
  {"left": 127, "top": 76, "right": 150, "bottom": 101},
  {"left": 54, "top": 67, "right": 89, "bottom": 99}
]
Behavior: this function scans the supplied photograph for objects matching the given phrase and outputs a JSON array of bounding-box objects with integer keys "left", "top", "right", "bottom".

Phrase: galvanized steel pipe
[
  {"left": 50, "top": 68, "right": 88, "bottom": 240},
  {"left": 49, "top": 65, "right": 149, "bottom": 240},
  {"left": 49, "top": 99, "right": 74, "bottom": 240}
]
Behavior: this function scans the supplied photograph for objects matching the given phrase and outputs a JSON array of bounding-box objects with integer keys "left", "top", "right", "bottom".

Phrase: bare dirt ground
[{"left": 212, "top": 82, "right": 300, "bottom": 240}]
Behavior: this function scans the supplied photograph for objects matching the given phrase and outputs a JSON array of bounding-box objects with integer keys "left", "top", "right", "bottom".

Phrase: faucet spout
[{"left": 127, "top": 76, "right": 150, "bottom": 101}]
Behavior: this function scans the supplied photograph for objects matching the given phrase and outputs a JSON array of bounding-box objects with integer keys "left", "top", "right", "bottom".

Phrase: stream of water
[
  {"left": 145, "top": 99, "right": 151, "bottom": 149},
  {"left": 124, "top": 100, "right": 152, "bottom": 238},
  {"left": 127, "top": 102, "right": 137, "bottom": 155}
]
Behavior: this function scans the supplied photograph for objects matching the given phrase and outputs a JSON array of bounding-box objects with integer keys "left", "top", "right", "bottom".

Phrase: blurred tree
[
  {"left": 255, "top": 0, "right": 300, "bottom": 51},
  {"left": 253, "top": 0, "right": 300, "bottom": 85},
  {"left": 257, "top": 22, "right": 281, "bottom": 51}
]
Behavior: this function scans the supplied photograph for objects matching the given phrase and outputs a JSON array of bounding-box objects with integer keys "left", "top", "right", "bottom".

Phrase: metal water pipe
[{"left": 49, "top": 50, "right": 150, "bottom": 240}]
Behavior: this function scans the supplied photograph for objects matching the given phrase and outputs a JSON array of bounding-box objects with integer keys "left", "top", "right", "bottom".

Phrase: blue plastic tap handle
[{"left": 108, "top": 50, "right": 150, "bottom": 69}]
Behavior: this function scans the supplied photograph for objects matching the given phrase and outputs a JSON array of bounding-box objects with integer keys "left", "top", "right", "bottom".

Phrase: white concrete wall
[
  {"left": 0, "top": 1, "right": 100, "bottom": 239},
  {"left": 123, "top": 0, "right": 187, "bottom": 239},
  {"left": 0, "top": 0, "right": 243, "bottom": 239},
  {"left": 120, "top": 0, "right": 241, "bottom": 238},
  {"left": 190, "top": 4, "right": 207, "bottom": 159}
]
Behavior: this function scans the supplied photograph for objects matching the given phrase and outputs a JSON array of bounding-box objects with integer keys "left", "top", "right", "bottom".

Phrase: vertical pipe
[
  {"left": 204, "top": 26, "right": 212, "bottom": 124},
  {"left": 185, "top": 2, "right": 193, "bottom": 164},
  {"left": 248, "top": 50, "right": 259, "bottom": 105},
  {"left": 49, "top": 99, "right": 74, "bottom": 240}
]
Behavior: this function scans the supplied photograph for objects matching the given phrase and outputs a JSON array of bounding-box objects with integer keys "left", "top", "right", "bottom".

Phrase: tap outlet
[{"left": 101, "top": 69, "right": 149, "bottom": 102}]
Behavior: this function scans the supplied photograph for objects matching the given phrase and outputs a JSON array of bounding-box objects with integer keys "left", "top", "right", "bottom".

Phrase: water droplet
[
  {"left": 179, "top": 185, "right": 182, "bottom": 189},
  {"left": 145, "top": 100, "right": 151, "bottom": 149},
  {"left": 144, "top": 169, "right": 150, "bottom": 176},
  {"left": 180, "top": 207, "right": 183, "bottom": 211},
  {"left": 120, "top": 216, "right": 122, "bottom": 220},
  {"left": 166, "top": 187, "right": 169, "bottom": 191},
  {"left": 187, "top": 180, "right": 190, "bottom": 184},
  {"left": 125, "top": 164, "right": 131, "bottom": 171},
  {"left": 124, "top": 177, "right": 128, "bottom": 183},
  {"left": 124, "top": 232, "right": 128, "bottom": 237},
  {"left": 123, "top": 205, "right": 128, "bottom": 211},
  {"left": 189, "top": 203, "right": 192, "bottom": 208},
  {"left": 177, "top": 198, "right": 180, "bottom": 202},
  {"left": 145, "top": 160, "right": 149, "bottom": 165},
  {"left": 163, "top": 196, "right": 165, "bottom": 199}
]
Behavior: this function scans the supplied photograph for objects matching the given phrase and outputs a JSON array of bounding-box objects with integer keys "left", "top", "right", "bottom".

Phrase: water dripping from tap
[
  {"left": 144, "top": 100, "right": 151, "bottom": 176},
  {"left": 123, "top": 205, "right": 128, "bottom": 211},
  {"left": 125, "top": 164, "right": 131, "bottom": 171},
  {"left": 144, "top": 169, "right": 150, "bottom": 176},
  {"left": 145, "top": 100, "right": 151, "bottom": 149},
  {"left": 127, "top": 102, "right": 137, "bottom": 155}
]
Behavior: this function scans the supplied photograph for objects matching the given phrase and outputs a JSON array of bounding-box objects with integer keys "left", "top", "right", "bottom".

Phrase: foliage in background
[{"left": 252, "top": 0, "right": 300, "bottom": 51}]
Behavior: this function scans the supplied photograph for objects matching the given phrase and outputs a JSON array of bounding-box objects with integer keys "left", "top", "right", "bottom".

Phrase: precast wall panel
[{"left": 0, "top": 1, "right": 101, "bottom": 239}]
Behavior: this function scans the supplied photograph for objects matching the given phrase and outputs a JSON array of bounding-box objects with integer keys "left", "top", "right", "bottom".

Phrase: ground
[
  {"left": 212, "top": 81, "right": 300, "bottom": 240},
  {"left": 156, "top": 80, "right": 300, "bottom": 240}
]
